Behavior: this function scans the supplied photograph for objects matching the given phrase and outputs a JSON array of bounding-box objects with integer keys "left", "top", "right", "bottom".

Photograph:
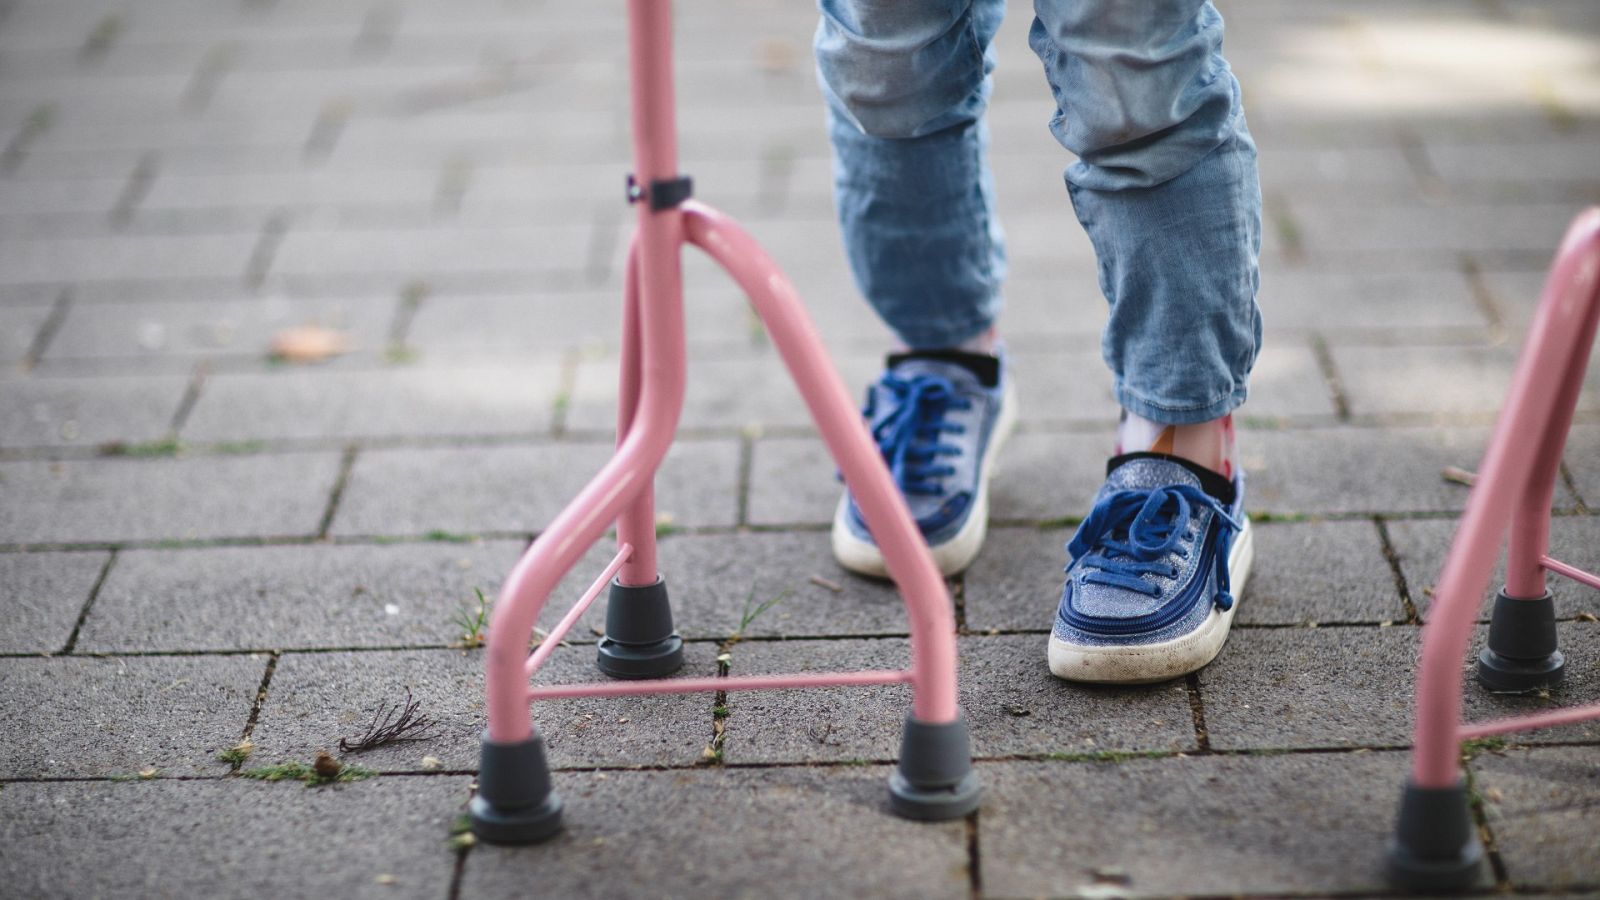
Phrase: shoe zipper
[{"left": 1058, "top": 516, "right": 1222, "bottom": 636}]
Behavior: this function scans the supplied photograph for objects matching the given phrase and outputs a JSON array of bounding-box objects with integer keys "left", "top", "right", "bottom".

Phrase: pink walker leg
[
  {"left": 470, "top": 0, "right": 977, "bottom": 843},
  {"left": 1389, "top": 207, "right": 1600, "bottom": 891},
  {"left": 685, "top": 203, "right": 977, "bottom": 818},
  {"left": 597, "top": 239, "right": 685, "bottom": 680}
]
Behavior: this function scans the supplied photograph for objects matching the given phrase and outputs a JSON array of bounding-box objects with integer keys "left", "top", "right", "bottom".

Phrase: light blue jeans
[{"left": 816, "top": 0, "right": 1262, "bottom": 424}]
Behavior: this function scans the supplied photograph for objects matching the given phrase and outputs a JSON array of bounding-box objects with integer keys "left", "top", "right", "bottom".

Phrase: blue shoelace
[
  {"left": 866, "top": 373, "right": 972, "bottom": 496},
  {"left": 1066, "top": 483, "right": 1243, "bottom": 611}
]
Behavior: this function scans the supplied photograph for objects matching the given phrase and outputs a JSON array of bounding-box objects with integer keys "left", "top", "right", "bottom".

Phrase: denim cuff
[
  {"left": 890, "top": 308, "right": 1000, "bottom": 352},
  {"left": 1115, "top": 380, "right": 1248, "bottom": 425}
]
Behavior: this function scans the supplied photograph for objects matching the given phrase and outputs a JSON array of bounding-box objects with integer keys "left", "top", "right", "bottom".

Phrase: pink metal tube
[
  {"left": 627, "top": 0, "right": 676, "bottom": 184},
  {"left": 1458, "top": 702, "right": 1600, "bottom": 740},
  {"left": 528, "top": 669, "right": 913, "bottom": 702},
  {"left": 525, "top": 543, "right": 633, "bottom": 678},
  {"left": 1504, "top": 275, "right": 1600, "bottom": 598},
  {"left": 1541, "top": 555, "right": 1600, "bottom": 592},
  {"left": 484, "top": 0, "right": 689, "bottom": 744},
  {"left": 1411, "top": 208, "right": 1600, "bottom": 787},
  {"left": 615, "top": 240, "right": 658, "bottom": 586},
  {"left": 683, "top": 202, "right": 962, "bottom": 725}
]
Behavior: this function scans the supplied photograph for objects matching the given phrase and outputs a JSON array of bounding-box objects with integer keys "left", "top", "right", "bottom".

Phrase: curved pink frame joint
[
  {"left": 1411, "top": 207, "right": 1600, "bottom": 789},
  {"left": 480, "top": 0, "right": 964, "bottom": 748}
]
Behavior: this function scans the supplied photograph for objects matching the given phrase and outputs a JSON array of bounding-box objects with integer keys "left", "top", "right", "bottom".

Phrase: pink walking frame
[
  {"left": 468, "top": 1, "right": 979, "bottom": 843},
  {"left": 1389, "top": 207, "right": 1600, "bottom": 890}
]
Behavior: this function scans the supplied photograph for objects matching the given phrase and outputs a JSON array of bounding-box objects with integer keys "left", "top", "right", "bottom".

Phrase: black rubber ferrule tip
[
  {"left": 595, "top": 576, "right": 684, "bottom": 680},
  {"left": 470, "top": 733, "right": 563, "bottom": 844},
  {"left": 1387, "top": 779, "right": 1485, "bottom": 892},
  {"left": 888, "top": 715, "right": 981, "bottom": 822},
  {"left": 1477, "top": 589, "right": 1565, "bottom": 694}
]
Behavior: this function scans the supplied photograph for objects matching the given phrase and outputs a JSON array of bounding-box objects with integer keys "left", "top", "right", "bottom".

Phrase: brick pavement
[{"left": 2, "top": 0, "right": 1599, "bottom": 897}]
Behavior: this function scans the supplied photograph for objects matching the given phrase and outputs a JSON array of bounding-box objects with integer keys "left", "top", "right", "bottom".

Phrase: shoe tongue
[
  {"left": 884, "top": 359, "right": 980, "bottom": 393},
  {"left": 1105, "top": 451, "right": 1236, "bottom": 505},
  {"left": 1104, "top": 454, "right": 1203, "bottom": 493},
  {"left": 885, "top": 349, "right": 999, "bottom": 388}
]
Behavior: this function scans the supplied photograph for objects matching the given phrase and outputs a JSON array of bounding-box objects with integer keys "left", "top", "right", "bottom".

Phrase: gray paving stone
[
  {"left": 182, "top": 362, "right": 563, "bottom": 442},
  {"left": 1475, "top": 268, "right": 1573, "bottom": 337},
  {"left": 1201, "top": 622, "right": 1600, "bottom": 750},
  {"left": 1242, "top": 343, "right": 1342, "bottom": 421},
  {"left": 1263, "top": 270, "right": 1488, "bottom": 336},
  {"left": 1240, "top": 519, "right": 1409, "bottom": 625},
  {"left": 270, "top": 223, "right": 602, "bottom": 280},
  {"left": 1295, "top": 202, "right": 1578, "bottom": 261},
  {"left": 0, "top": 547, "right": 108, "bottom": 650},
  {"left": 1335, "top": 343, "right": 1599, "bottom": 418},
  {"left": 956, "top": 634, "right": 1197, "bottom": 756},
  {"left": 977, "top": 752, "right": 1474, "bottom": 896},
  {"left": 45, "top": 293, "right": 394, "bottom": 363},
  {"left": 0, "top": 233, "right": 257, "bottom": 284},
  {"left": 407, "top": 285, "right": 792, "bottom": 357},
  {"left": 961, "top": 526, "right": 1073, "bottom": 632},
  {"left": 567, "top": 349, "right": 882, "bottom": 434},
  {"left": 0, "top": 550, "right": 109, "bottom": 653},
  {"left": 0, "top": 654, "right": 265, "bottom": 777},
  {"left": 722, "top": 635, "right": 1194, "bottom": 765},
  {"left": 1386, "top": 514, "right": 1600, "bottom": 621},
  {"left": 331, "top": 439, "right": 740, "bottom": 536},
  {"left": 1472, "top": 269, "right": 1548, "bottom": 336},
  {"left": 0, "top": 776, "right": 465, "bottom": 900},
  {"left": 140, "top": 168, "right": 438, "bottom": 213},
  {"left": 407, "top": 290, "right": 627, "bottom": 354},
  {"left": 988, "top": 276, "right": 1109, "bottom": 349},
  {"left": 1474, "top": 747, "right": 1600, "bottom": 891},
  {"left": 1258, "top": 144, "right": 1417, "bottom": 194},
  {"left": 718, "top": 638, "right": 906, "bottom": 765},
  {"left": 14, "top": 143, "right": 301, "bottom": 179},
  {"left": 652, "top": 529, "right": 931, "bottom": 640},
  {"left": 0, "top": 174, "right": 128, "bottom": 215},
  {"left": 1006, "top": 347, "right": 1124, "bottom": 425},
  {"left": 250, "top": 645, "right": 717, "bottom": 773},
  {"left": 0, "top": 300, "right": 50, "bottom": 365},
  {"left": 1566, "top": 425, "right": 1600, "bottom": 507},
  {"left": 0, "top": 373, "right": 188, "bottom": 448},
  {"left": 745, "top": 430, "right": 1107, "bottom": 527},
  {"left": 1200, "top": 624, "right": 1420, "bottom": 750},
  {"left": 77, "top": 540, "right": 528, "bottom": 652},
  {"left": 1429, "top": 140, "right": 1600, "bottom": 185},
  {"left": 1240, "top": 425, "right": 1561, "bottom": 515},
  {"left": 0, "top": 452, "right": 343, "bottom": 544},
  {"left": 463, "top": 766, "right": 970, "bottom": 900}
]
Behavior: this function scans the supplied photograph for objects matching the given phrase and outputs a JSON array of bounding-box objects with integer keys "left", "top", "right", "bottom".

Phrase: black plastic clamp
[{"left": 626, "top": 173, "right": 693, "bottom": 211}]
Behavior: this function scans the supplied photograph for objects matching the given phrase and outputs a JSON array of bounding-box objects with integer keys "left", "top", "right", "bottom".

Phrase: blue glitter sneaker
[
  {"left": 832, "top": 349, "right": 1017, "bottom": 578},
  {"left": 1048, "top": 452, "right": 1253, "bottom": 684}
]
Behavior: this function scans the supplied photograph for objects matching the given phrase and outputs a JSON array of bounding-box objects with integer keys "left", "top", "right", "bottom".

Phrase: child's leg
[
  {"left": 1030, "top": 0, "right": 1263, "bottom": 683},
  {"left": 814, "top": 0, "right": 1016, "bottom": 578},
  {"left": 815, "top": 0, "right": 1009, "bottom": 351},
  {"left": 1033, "top": 1, "right": 1261, "bottom": 432}
]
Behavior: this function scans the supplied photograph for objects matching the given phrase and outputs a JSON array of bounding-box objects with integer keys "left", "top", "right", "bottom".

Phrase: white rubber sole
[
  {"left": 1047, "top": 515, "right": 1254, "bottom": 685},
  {"left": 831, "top": 381, "right": 1018, "bottom": 579}
]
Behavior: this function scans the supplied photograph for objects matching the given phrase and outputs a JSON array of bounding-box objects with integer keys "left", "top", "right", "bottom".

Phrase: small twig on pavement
[{"left": 339, "top": 689, "right": 439, "bottom": 753}]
